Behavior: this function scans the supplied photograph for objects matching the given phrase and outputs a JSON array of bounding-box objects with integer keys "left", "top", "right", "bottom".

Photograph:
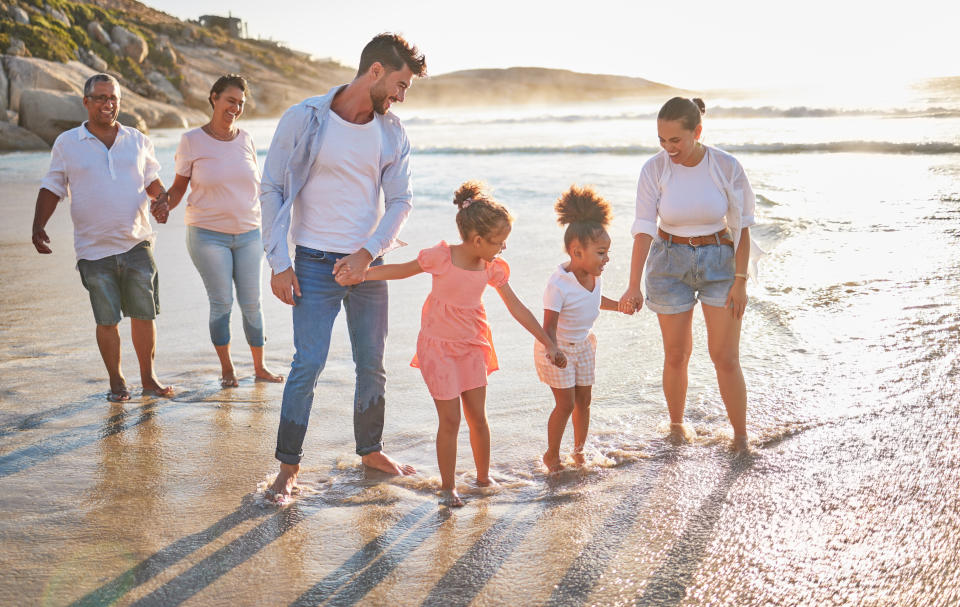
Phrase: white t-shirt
[
  {"left": 40, "top": 122, "right": 159, "bottom": 262},
  {"left": 543, "top": 263, "right": 602, "bottom": 343},
  {"left": 293, "top": 111, "right": 383, "bottom": 254},
  {"left": 174, "top": 127, "right": 261, "bottom": 234},
  {"left": 656, "top": 156, "right": 728, "bottom": 237}
]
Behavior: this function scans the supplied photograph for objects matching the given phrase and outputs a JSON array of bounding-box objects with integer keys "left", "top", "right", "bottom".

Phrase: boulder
[
  {"left": 155, "top": 109, "right": 187, "bottom": 129},
  {"left": 3, "top": 56, "right": 85, "bottom": 112},
  {"left": 9, "top": 6, "right": 28, "bottom": 25},
  {"left": 7, "top": 37, "right": 27, "bottom": 57},
  {"left": 110, "top": 25, "right": 148, "bottom": 64},
  {"left": 161, "top": 45, "right": 177, "bottom": 65},
  {"left": 45, "top": 5, "right": 70, "bottom": 28},
  {"left": 17, "top": 89, "right": 152, "bottom": 145},
  {"left": 146, "top": 71, "right": 183, "bottom": 104},
  {"left": 78, "top": 48, "right": 108, "bottom": 72},
  {"left": 0, "top": 120, "right": 49, "bottom": 151},
  {"left": 18, "top": 89, "right": 86, "bottom": 145},
  {"left": 86, "top": 21, "right": 112, "bottom": 46},
  {"left": 118, "top": 109, "right": 147, "bottom": 133},
  {"left": 155, "top": 35, "right": 178, "bottom": 65},
  {"left": 177, "top": 65, "right": 212, "bottom": 110},
  {"left": 0, "top": 58, "right": 7, "bottom": 118}
]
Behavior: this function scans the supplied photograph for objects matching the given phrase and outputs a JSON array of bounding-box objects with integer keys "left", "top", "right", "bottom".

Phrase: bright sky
[{"left": 148, "top": 0, "right": 958, "bottom": 90}]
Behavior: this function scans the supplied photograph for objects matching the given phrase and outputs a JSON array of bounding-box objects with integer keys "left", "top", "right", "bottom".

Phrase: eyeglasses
[{"left": 86, "top": 94, "right": 120, "bottom": 104}]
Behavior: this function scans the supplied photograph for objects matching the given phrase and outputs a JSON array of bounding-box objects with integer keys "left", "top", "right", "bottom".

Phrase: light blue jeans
[
  {"left": 186, "top": 226, "right": 265, "bottom": 347},
  {"left": 275, "top": 246, "right": 388, "bottom": 464}
]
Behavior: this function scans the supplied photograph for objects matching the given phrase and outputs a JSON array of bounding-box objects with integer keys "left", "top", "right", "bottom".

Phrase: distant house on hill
[{"left": 199, "top": 14, "right": 247, "bottom": 38}]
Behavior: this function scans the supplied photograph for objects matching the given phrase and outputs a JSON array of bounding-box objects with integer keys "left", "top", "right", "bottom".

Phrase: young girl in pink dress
[{"left": 364, "top": 181, "right": 567, "bottom": 506}]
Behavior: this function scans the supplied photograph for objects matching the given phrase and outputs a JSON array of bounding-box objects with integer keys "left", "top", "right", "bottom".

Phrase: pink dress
[{"left": 412, "top": 241, "right": 510, "bottom": 400}]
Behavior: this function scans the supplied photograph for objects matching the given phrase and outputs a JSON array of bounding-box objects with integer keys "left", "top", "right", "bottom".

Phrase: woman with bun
[
  {"left": 166, "top": 74, "right": 284, "bottom": 387},
  {"left": 619, "top": 97, "right": 759, "bottom": 451}
]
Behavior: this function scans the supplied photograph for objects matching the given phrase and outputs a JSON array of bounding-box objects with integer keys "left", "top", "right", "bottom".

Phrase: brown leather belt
[{"left": 658, "top": 228, "right": 733, "bottom": 247}]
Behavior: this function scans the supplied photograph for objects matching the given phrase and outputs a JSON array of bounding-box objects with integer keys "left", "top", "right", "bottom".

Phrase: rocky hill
[{"left": 0, "top": 0, "right": 677, "bottom": 151}]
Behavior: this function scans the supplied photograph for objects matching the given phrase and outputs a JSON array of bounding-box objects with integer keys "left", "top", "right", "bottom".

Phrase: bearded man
[{"left": 259, "top": 33, "right": 427, "bottom": 502}]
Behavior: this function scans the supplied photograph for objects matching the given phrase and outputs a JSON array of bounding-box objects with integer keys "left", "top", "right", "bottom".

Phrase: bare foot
[
  {"left": 254, "top": 367, "right": 284, "bottom": 383},
  {"left": 440, "top": 489, "right": 464, "bottom": 507},
  {"left": 220, "top": 374, "right": 239, "bottom": 388},
  {"left": 542, "top": 451, "right": 564, "bottom": 473},
  {"left": 475, "top": 476, "right": 498, "bottom": 488},
  {"left": 668, "top": 422, "right": 694, "bottom": 445},
  {"left": 571, "top": 450, "right": 586, "bottom": 467},
  {"left": 108, "top": 380, "right": 131, "bottom": 402},
  {"left": 732, "top": 434, "right": 749, "bottom": 453},
  {"left": 362, "top": 451, "right": 416, "bottom": 475},
  {"left": 142, "top": 379, "right": 174, "bottom": 398},
  {"left": 266, "top": 462, "right": 300, "bottom": 504}
]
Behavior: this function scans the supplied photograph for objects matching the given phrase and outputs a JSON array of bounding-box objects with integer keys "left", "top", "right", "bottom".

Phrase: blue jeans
[
  {"left": 276, "top": 246, "right": 388, "bottom": 464},
  {"left": 186, "top": 226, "right": 265, "bottom": 347}
]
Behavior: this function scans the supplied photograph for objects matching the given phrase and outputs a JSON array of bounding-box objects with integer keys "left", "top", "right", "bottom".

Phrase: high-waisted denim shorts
[{"left": 644, "top": 236, "right": 735, "bottom": 314}]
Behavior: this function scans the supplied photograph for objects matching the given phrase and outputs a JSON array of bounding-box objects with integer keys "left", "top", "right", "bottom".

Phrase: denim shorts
[
  {"left": 77, "top": 241, "right": 159, "bottom": 325},
  {"left": 644, "top": 236, "right": 735, "bottom": 314}
]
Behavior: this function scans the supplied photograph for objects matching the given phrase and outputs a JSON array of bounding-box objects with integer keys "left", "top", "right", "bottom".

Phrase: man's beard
[{"left": 370, "top": 80, "right": 390, "bottom": 115}]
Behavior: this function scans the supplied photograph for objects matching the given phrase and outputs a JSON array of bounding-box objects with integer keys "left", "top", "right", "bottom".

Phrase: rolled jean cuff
[
  {"left": 356, "top": 442, "right": 383, "bottom": 457},
  {"left": 275, "top": 448, "right": 303, "bottom": 465}
]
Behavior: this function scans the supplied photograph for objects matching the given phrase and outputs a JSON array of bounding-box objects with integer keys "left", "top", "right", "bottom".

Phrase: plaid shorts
[{"left": 534, "top": 333, "right": 597, "bottom": 389}]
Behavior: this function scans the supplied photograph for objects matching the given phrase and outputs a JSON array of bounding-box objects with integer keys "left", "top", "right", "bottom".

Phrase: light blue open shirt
[{"left": 260, "top": 85, "right": 413, "bottom": 274}]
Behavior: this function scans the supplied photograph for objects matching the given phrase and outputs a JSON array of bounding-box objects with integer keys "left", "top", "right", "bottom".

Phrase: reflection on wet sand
[{"left": 3, "top": 114, "right": 960, "bottom": 605}]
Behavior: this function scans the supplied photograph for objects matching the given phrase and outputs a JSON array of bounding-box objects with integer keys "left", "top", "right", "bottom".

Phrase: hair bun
[
  {"left": 692, "top": 97, "right": 706, "bottom": 115},
  {"left": 554, "top": 185, "right": 612, "bottom": 227},
  {"left": 453, "top": 180, "right": 485, "bottom": 209}
]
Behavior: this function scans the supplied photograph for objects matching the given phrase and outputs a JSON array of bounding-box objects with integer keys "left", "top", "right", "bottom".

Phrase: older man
[
  {"left": 261, "top": 33, "right": 427, "bottom": 501},
  {"left": 31, "top": 73, "right": 173, "bottom": 402}
]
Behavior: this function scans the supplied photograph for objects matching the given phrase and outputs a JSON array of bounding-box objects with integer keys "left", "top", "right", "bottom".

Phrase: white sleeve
[
  {"left": 733, "top": 159, "right": 756, "bottom": 229},
  {"left": 142, "top": 135, "right": 161, "bottom": 186},
  {"left": 39, "top": 139, "right": 68, "bottom": 199},
  {"left": 543, "top": 277, "right": 565, "bottom": 312},
  {"left": 631, "top": 159, "right": 660, "bottom": 238}
]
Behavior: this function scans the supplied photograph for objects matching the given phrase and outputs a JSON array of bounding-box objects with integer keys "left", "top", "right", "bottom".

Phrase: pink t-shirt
[{"left": 174, "top": 127, "right": 261, "bottom": 234}]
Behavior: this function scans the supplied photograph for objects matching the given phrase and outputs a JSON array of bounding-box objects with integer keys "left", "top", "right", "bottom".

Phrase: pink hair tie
[{"left": 461, "top": 198, "right": 474, "bottom": 209}]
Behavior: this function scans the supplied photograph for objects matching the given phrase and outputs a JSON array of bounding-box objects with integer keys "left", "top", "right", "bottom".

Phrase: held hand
[
  {"left": 547, "top": 344, "right": 567, "bottom": 368},
  {"left": 270, "top": 267, "right": 301, "bottom": 306},
  {"left": 332, "top": 250, "right": 372, "bottom": 286},
  {"left": 618, "top": 287, "right": 644, "bottom": 315},
  {"left": 32, "top": 227, "right": 52, "bottom": 254},
  {"left": 150, "top": 191, "right": 169, "bottom": 224},
  {"left": 334, "top": 264, "right": 367, "bottom": 286},
  {"left": 726, "top": 280, "right": 748, "bottom": 320}
]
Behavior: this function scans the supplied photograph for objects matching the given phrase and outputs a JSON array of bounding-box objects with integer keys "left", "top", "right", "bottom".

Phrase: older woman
[
  {"left": 165, "top": 74, "right": 283, "bottom": 387},
  {"left": 620, "top": 97, "right": 759, "bottom": 450}
]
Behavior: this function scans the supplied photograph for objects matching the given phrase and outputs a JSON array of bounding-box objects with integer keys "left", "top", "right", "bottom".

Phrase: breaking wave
[{"left": 413, "top": 141, "right": 960, "bottom": 156}]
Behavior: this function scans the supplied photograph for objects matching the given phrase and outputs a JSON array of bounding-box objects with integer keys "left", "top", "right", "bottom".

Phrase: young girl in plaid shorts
[
  {"left": 537, "top": 186, "right": 620, "bottom": 472},
  {"left": 364, "top": 181, "right": 566, "bottom": 506}
]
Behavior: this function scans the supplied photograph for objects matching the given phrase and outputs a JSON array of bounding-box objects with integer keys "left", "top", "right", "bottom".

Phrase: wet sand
[{"left": 2, "top": 144, "right": 960, "bottom": 606}]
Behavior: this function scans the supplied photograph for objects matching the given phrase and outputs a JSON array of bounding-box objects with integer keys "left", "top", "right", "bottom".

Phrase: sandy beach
[{"left": 2, "top": 97, "right": 960, "bottom": 605}]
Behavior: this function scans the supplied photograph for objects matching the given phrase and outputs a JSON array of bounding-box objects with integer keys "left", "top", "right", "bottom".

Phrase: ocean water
[{"left": 1, "top": 83, "right": 959, "bottom": 605}]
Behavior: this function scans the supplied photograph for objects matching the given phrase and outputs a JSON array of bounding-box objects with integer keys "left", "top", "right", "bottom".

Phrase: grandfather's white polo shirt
[
  {"left": 40, "top": 122, "right": 160, "bottom": 262},
  {"left": 543, "top": 263, "right": 602, "bottom": 343}
]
